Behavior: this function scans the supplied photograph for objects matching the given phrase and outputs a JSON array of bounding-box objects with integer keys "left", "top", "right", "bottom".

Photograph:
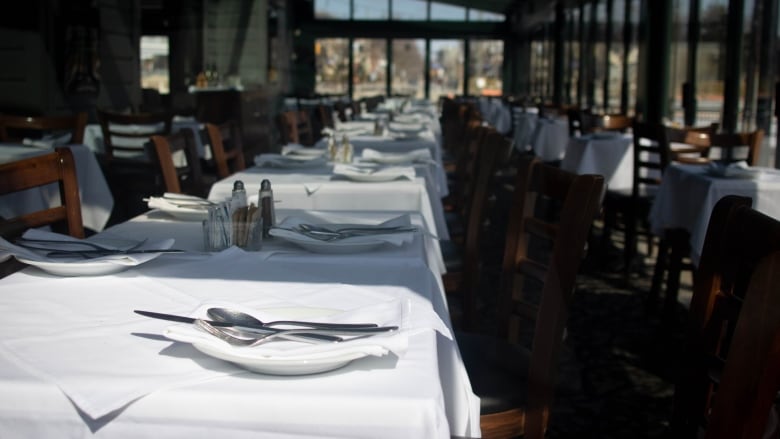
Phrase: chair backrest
[
  {"left": 582, "top": 113, "right": 632, "bottom": 134},
  {"left": 0, "top": 147, "right": 84, "bottom": 239},
  {"left": 149, "top": 129, "right": 207, "bottom": 197},
  {"left": 670, "top": 195, "right": 780, "bottom": 438},
  {"left": 458, "top": 128, "right": 511, "bottom": 328},
  {"left": 316, "top": 104, "right": 335, "bottom": 130},
  {"left": 708, "top": 129, "right": 764, "bottom": 166},
  {"left": 495, "top": 156, "right": 604, "bottom": 436},
  {"left": 664, "top": 124, "right": 713, "bottom": 164},
  {"left": 296, "top": 109, "right": 315, "bottom": 145},
  {"left": 276, "top": 110, "right": 314, "bottom": 145},
  {"left": 205, "top": 121, "right": 246, "bottom": 179},
  {"left": 631, "top": 120, "right": 669, "bottom": 200},
  {"left": 97, "top": 110, "right": 172, "bottom": 160},
  {"left": 0, "top": 112, "right": 87, "bottom": 145}
]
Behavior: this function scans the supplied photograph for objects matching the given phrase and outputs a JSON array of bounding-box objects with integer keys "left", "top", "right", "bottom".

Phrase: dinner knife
[
  {"left": 46, "top": 249, "right": 186, "bottom": 258},
  {"left": 134, "top": 310, "right": 398, "bottom": 335}
]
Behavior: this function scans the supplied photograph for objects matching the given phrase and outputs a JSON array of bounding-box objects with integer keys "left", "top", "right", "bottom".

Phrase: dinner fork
[{"left": 195, "top": 319, "right": 397, "bottom": 347}]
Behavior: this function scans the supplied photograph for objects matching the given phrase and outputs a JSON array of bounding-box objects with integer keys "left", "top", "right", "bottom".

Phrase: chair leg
[
  {"left": 649, "top": 237, "right": 669, "bottom": 310},
  {"left": 623, "top": 216, "right": 638, "bottom": 280},
  {"left": 664, "top": 229, "right": 690, "bottom": 314}
]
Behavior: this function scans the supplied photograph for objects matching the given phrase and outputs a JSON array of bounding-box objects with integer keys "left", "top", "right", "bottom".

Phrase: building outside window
[
  {"left": 315, "top": 38, "right": 350, "bottom": 95},
  {"left": 140, "top": 36, "right": 169, "bottom": 94}
]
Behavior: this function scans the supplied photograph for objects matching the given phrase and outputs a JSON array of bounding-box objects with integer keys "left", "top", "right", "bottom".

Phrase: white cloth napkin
[
  {"left": 0, "top": 229, "right": 174, "bottom": 265},
  {"left": 22, "top": 132, "right": 72, "bottom": 149},
  {"left": 332, "top": 163, "right": 416, "bottom": 181},
  {"left": 280, "top": 143, "right": 327, "bottom": 158},
  {"left": 269, "top": 213, "right": 417, "bottom": 248},
  {"left": 361, "top": 148, "right": 432, "bottom": 165},
  {"left": 254, "top": 153, "right": 329, "bottom": 168},
  {"left": 146, "top": 192, "right": 214, "bottom": 217}
]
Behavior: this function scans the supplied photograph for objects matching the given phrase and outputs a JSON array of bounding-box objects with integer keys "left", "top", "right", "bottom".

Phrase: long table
[{"left": 0, "top": 203, "right": 480, "bottom": 438}]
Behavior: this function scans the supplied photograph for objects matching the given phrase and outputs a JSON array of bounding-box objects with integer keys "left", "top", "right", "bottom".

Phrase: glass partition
[
  {"left": 430, "top": 39, "right": 464, "bottom": 101},
  {"left": 392, "top": 39, "right": 426, "bottom": 98},
  {"left": 315, "top": 38, "right": 350, "bottom": 95}
]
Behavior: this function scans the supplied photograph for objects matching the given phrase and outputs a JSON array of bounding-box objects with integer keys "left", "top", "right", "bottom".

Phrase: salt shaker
[
  {"left": 230, "top": 180, "right": 247, "bottom": 211},
  {"left": 259, "top": 179, "right": 276, "bottom": 237}
]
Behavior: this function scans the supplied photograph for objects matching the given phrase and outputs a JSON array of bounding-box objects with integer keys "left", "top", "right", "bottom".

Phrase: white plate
[{"left": 15, "top": 238, "right": 175, "bottom": 277}]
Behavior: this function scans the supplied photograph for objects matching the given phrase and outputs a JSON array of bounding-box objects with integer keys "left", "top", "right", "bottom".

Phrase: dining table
[
  {"left": 560, "top": 132, "right": 634, "bottom": 191},
  {"left": 0, "top": 209, "right": 479, "bottom": 438},
  {"left": 648, "top": 163, "right": 780, "bottom": 265},
  {"left": 0, "top": 143, "right": 114, "bottom": 232},
  {"left": 529, "top": 115, "right": 570, "bottom": 162}
]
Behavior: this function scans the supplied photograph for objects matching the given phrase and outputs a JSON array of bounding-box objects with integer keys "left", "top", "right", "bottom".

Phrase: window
[
  {"left": 315, "top": 0, "right": 350, "bottom": 19},
  {"left": 315, "top": 38, "right": 350, "bottom": 95},
  {"left": 140, "top": 36, "right": 169, "bottom": 94},
  {"left": 468, "top": 9, "right": 504, "bottom": 22},
  {"left": 468, "top": 40, "right": 504, "bottom": 95},
  {"left": 353, "top": 39, "right": 388, "bottom": 98},
  {"left": 392, "top": 39, "right": 426, "bottom": 98},
  {"left": 430, "top": 2, "right": 466, "bottom": 20},
  {"left": 392, "top": 0, "right": 428, "bottom": 20},
  {"left": 430, "top": 39, "right": 464, "bottom": 101},
  {"left": 354, "top": 0, "right": 389, "bottom": 19}
]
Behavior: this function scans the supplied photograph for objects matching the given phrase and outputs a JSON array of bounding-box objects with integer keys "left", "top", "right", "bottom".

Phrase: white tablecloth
[
  {"left": 530, "top": 116, "right": 570, "bottom": 162},
  {"left": 512, "top": 110, "right": 538, "bottom": 152},
  {"left": 561, "top": 133, "right": 634, "bottom": 191},
  {"left": 0, "top": 209, "right": 479, "bottom": 438},
  {"left": 0, "top": 143, "right": 114, "bottom": 231},
  {"left": 648, "top": 164, "right": 780, "bottom": 265}
]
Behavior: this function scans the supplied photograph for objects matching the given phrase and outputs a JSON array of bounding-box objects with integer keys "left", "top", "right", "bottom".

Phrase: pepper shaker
[{"left": 259, "top": 179, "right": 276, "bottom": 237}]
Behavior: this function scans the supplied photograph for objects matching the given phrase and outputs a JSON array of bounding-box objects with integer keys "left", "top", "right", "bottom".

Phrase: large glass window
[
  {"left": 314, "top": 0, "right": 350, "bottom": 19},
  {"left": 354, "top": 0, "right": 389, "bottom": 20},
  {"left": 593, "top": 1, "right": 607, "bottom": 111},
  {"left": 430, "top": 2, "right": 466, "bottom": 20},
  {"left": 564, "top": 8, "right": 581, "bottom": 105},
  {"left": 140, "top": 36, "right": 169, "bottom": 94},
  {"left": 697, "top": 0, "right": 728, "bottom": 125},
  {"left": 669, "top": 0, "right": 689, "bottom": 124},
  {"left": 738, "top": 0, "right": 758, "bottom": 130},
  {"left": 392, "top": 0, "right": 428, "bottom": 20},
  {"left": 315, "top": 38, "right": 350, "bottom": 95},
  {"left": 469, "top": 9, "right": 504, "bottom": 22},
  {"left": 392, "top": 39, "right": 426, "bottom": 98},
  {"left": 430, "top": 39, "right": 464, "bottom": 101},
  {"left": 468, "top": 40, "right": 504, "bottom": 96},
  {"left": 609, "top": 0, "right": 625, "bottom": 113},
  {"left": 352, "top": 38, "right": 388, "bottom": 98}
]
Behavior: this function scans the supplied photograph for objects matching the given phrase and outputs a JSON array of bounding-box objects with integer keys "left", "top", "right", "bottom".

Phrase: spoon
[
  {"left": 195, "top": 319, "right": 345, "bottom": 347},
  {"left": 207, "top": 307, "right": 379, "bottom": 330}
]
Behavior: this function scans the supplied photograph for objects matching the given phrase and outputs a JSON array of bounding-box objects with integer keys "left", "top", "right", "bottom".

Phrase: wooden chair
[
  {"left": 97, "top": 110, "right": 172, "bottom": 161},
  {"left": 670, "top": 195, "right": 780, "bottom": 438},
  {"left": 442, "top": 128, "right": 508, "bottom": 329},
  {"left": 581, "top": 113, "right": 632, "bottom": 134},
  {"left": 664, "top": 124, "right": 713, "bottom": 165},
  {"left": 149, "top": 129, "right": 208, "bottom": 197},
  {"left": 708, "top": 129, "right": 764, "bottom": 166},
  {"left": 601, "top": 120, "right": 668, "bottom": 278},
  {"left": 0, "top": 147, "right": 84, "bottom": 239},
  {"left": 204, "top": 121, "right": 246, "bottom": 179},
  {"left": 0, "top": 112, "right": 87, "bottom": 145},
  {"left": 316, "top": 104, "right": 336, "bottom": 130},
  {"left": 456, "top": 157, "right": 604, "bottom": 438}
]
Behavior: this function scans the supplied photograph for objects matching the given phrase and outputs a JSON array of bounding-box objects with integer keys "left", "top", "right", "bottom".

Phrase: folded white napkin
[
  {"left": 0, "top": 229, "right": 174, "bottom": 265},
  {"left": 254, "top": 153, "right": 329, "bottom": 168},
  {"left": 332, "top": 163, "right": 416, "bottom": 181},
  {"left": 146, "top": 193, "right": 213, "bottom": 220},
  {"left": 22, "top": 132, "right": 72, "bottom": 149},
  {"left": 281, "top": 143, "right": 327, "bottom": 158},
  {"left": 269, "top": 213, "right": 417, "bottom": 248},
  {"left": 361, "top": 148, "right": 432, "bottom": 165}
]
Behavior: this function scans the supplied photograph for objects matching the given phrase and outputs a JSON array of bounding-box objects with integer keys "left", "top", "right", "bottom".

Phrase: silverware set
[
  {"left": 272, "top": 224, "right": 417, "bottom": 241},
  {"left": 14, "top": 238, "right": 183, "bottom": 258},
  {"left": 135, "top": 308, "right": 398, "bottom": 347}
]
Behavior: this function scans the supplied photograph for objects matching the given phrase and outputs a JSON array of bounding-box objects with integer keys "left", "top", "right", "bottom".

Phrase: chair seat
[
  {"left": 457, "top": 331, "right": 583, "bottom": 415},
  {"left": 456, "top": 331, "right": 529, "bottom": 414}
]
